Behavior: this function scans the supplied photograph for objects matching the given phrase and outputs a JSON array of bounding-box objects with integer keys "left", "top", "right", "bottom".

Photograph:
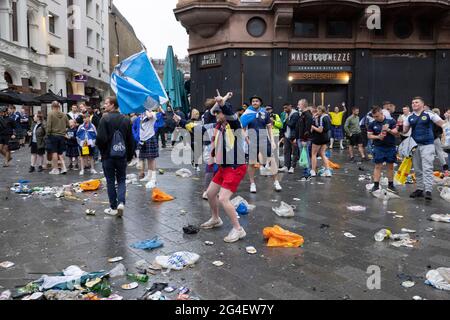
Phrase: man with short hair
[
  {"left": 295, "top": 99, "right": 314, "bottom": 181},
  {"left": 328, "top": 104, "right": 347, "bottom": 150},
  {"left": 96, "top": 96, "right": 134, "bottom": 217},
  {"left": 46, "top": 101, "right": 69, "bottom": 175},
  {"left": 404, "top": 97, "right": 446, "bottom": 201},
  {"left": 68, "top": 104, "right": 80, "bottom": 121},
  {"left": 279, "top": 103, "right": 300, "bottom": 174},
  {"left": 368, "top": 106, "right": 399, "bottom": 193},
  {"left": 397, "top": 106, "right": 412, "bottom": 141},
  {"left": 344, "top": 107, "right": 367, "bottom": 162},
  {"left": 0, "top": 106, "right": 16, "bottom": 167}
]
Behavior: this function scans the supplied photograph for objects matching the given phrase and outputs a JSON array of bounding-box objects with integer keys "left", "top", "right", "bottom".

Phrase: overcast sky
[{"left": 113, "top": 0, "right": 189, "bottom": 59}]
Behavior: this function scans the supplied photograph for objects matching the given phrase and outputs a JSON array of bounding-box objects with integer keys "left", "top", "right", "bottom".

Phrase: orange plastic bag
[
  {"left": 434, "top": 171, "right": 443, "bottom": 178},
  {"left": 80, "top": 180, "right": 101, "bottom": 192},
  {"left": 263, "top": 225, "right": 304, "bottom": 248},
  {"left": 327, "top": 160, "right": 341, "bottom": 170},
  {"left": 152, "top": 188, "right": 175, "bottom": 202}
]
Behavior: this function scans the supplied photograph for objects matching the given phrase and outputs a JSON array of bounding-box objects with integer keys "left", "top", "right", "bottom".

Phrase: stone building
[{"left": 175, "top": 0, "right": 450, "bottom": 112}]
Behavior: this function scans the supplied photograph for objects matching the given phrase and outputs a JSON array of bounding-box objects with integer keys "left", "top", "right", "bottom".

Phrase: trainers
[
  {"left": 200, "top": 217, "right": 224, "bottom": 229},
  {"left": 371, "top": 185, "right": 380, "bottom": 193},
  {"left": 37, "top": 166, "right": 43, "bottom": 173},
  {"left": 224, "top": 227, "right": 246, "bottom": 243},
  {"left": 279, "top": 167, "right": 288, "bottom": 173},
  {"left": 79, "top": 170, "right": 85, "bottom": 176},
  {"left": 117, "top": 203, "right": 125, "bottom": 218},
  {"left": 60, "top": 168, "right": 68, "bottom": 175},
  {"left": 274, "top": 181, "right": 282, "bottom": 192},
  {"left": 288, "top": 167, "right": 295, "bottom": 174},
  {"left": 104, "top": 208, "right": 119, "bottom": 216},
  {"left": 202, "top": 192, "right": 208, "bottom": 200},
  {"left": 310, "top": 170, "right": 317, "bottom": 177},
  {"left": 29, "top": 166, "right": 35, "bottom": 173},
  {"left": 49, "top": 169, "right": 60, "bottom": 175},
  {"left": 141, "top": 174, "right": 151, "bottom": 182},
  {"left": 90, "top": 169, "right": 98, "bottom": 174},
  {"left": 425, "top": 191, "right": 433, "bottom": 201},
  {"left": 250, "top": 183, "right": 257, "bottom": 193},
  {"left": 410, "top": 190, "right": 424, "bottom": 199},
  {"left": 324, "top": 169, "right": 332, "bottom": 177},
  {"left": 300, "top": 176, "right": 312, "bottom": 182}
]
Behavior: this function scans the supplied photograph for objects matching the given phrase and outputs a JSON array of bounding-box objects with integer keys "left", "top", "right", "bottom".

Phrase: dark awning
[
  {"left": 0, "top": 90, "right": 22, "bottom": 105},
  {"left": 36, "top": 91, "right": 67, "bottom": 104}
]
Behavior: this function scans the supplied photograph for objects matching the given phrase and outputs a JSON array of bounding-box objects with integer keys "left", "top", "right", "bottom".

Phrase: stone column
[
  {"left": 0, "top": 1, "right": 10, "bottom": 41},
  {"left": 54, "top": 69, "right": 67, "bottom": 97},
  {"left": 0, "top": 64, "right": 7, "bottom": 90},
  {"left": 17, "top": 0, "right": 28, "bottom": 47}
]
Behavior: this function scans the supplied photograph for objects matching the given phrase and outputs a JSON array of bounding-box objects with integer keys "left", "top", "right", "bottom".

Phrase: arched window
[{"left": 4, "top": 71, "right": 13, "bottom": 85}]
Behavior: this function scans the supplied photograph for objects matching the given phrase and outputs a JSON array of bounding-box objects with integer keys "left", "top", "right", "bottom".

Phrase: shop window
[
  {"left": 49, "top": 45, "right": 59, "bottom": 54},
  {"left": 326, "top": 20, "right": 353, "bottom": 38},
  {"left": 247, "top": 17, "right": 267, "bottom": 38},
  {"left": 12, "top": 1, "right": 18, "bottom": 41},
  {"left": 418, "top": 18, "right": 433, "bottom": 40},
  {"left": 394, "top": 17, "right": 413, "bottom": 39},
  {"left": 294, "top": 20, "right": 318, "bottom": 38}
]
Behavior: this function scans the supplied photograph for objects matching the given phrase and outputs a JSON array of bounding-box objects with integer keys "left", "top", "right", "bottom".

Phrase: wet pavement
[{"left": 0, "top": 146, "right": 449, "bottom": 300}]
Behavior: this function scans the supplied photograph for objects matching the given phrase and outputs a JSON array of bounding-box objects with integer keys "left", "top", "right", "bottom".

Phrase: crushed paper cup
[{"left": 121, "top": 282, "right": 139, "bottom": 290}]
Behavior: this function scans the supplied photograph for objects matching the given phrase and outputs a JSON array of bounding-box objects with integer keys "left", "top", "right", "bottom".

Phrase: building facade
[
  {"left": 0, "top": 0, "right": 110, "bottom": 108},
  {"left": 175, "top": 0, "right": 450, "bottom": 113}
]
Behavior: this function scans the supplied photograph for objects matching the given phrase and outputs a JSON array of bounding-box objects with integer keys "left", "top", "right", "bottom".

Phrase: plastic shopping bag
[
  {"left": 439, "top": 187, "right": 450, "bottom": 203},
  {"left": 263, "top": 225, "right": 304, "bottom": 248},
  {"left": 443, "top": 123, "right": 450, "bottom": 150},
  {"left": 299, "top": 148, "right": 309, "bottom": 168},
  {"left": 152, "top": 188, "right": 175, "bottom": 202},
  {"left": 398, "top": 137, "right": 418, "bottom": 158},
  {"left": 395, "top": 157, "right": 413, "bottom": 185},
  {"left": 82, "top": 141, "right": 90, "bottom": 156},
  {"left": 79, "top": 180, "right": 101, "bottom": 192}
]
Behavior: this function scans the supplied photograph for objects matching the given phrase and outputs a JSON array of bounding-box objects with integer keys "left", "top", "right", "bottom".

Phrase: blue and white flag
[
  {"left": 240, "top": 106, "right": 266, "bottom": 128},
  {"left": 111, "top": 51, "right": 169, "bottom": 114}
]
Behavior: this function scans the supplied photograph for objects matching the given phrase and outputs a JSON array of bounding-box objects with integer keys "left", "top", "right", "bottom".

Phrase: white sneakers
[
  {"left": 141, "top": 173, "right": 151, "bottom": 182},
  {"left": 104, "top": 208, "right": 118, "bottom": 216},
  {"left": 117, "top": 203, "right": 125, "bottom": 217},
  {"left": 90, "top": 169, "right": 98, "bottom": 174},
  {"left": 274, "top": 181, "right": 282, "bottom": 192},
  {"left": 288, "top": 168, "right": 295, "bottom": 174},
  {"left": 79, "top": 170, "right": 85, "bottom": 176},
  {"left": 202, "top": 192, "right": 208, "bottom": 200},
  {"left": 49, "top": 169, "right": 60, "bottom": 175},
  {"left": 200, "top": 217, "right": 224, "bottom": 229},
  {"left": 310, "top": 170, "right": 317, "bottom": 177},
  {"left": 279, "top": 167, "right": 288, "bottom": 173},
  {"left": 224, "top": 227, "right": 247, "bottom": 243},
  {"left": 145, "top": 171, "right": 157, "bottom": 189},
  {"left": 324, "top": 169, "right": 332, "bottom": 178},
  {"left": 250, "top": 183, "right": 257, "bottom": 193}
]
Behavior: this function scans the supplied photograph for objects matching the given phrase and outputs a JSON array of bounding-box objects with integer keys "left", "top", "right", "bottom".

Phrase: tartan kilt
[
  {"left": 139, "top": 135, "right": 159, "bottom": 159},
  {"left": 331, "top": 125, "right": 344, "bottom": 140}
]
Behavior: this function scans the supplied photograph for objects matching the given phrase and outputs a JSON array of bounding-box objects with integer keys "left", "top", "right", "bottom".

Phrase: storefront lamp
[{"left": 288, "top": 76, "right": 293, "bottom": 82}]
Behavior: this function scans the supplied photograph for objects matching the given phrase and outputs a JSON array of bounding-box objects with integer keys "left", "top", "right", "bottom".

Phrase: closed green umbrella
[
  {"left": 162, "top": 46, "right": 182, "bottom": 111},
  {"left": 176, "top": 69, "right": 190, "bottom": 115}
]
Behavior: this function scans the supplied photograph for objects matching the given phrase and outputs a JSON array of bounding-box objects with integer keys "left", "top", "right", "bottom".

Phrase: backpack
[{"left": 109, "top": 118, "right": 126, "bottom": 159}]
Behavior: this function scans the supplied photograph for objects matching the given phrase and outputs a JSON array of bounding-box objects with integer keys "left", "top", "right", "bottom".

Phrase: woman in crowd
[
  {"left": 311, "top": 106, "right": 332, "bottom": 177},
  {"left": 29, "top": 111, "right": 46, "bottom": 173},
  {"left": 76, "top": 114, "right": 98, "bottom": 175},
  {"left": 66, "top": 119, "right": 80, "bottom": 171}
]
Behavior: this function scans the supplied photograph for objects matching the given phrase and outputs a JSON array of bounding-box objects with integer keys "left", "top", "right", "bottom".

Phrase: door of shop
[
  {"left": 291, "top": 84, "right": 348, "bottom": 108},
  {"left": 242, "top": 50, "right": 272, "bottom": 105}
]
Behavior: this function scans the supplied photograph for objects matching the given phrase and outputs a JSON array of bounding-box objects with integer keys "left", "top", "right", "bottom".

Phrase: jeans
[
  {"left": 283, "top": 138, "right": 299, "bottom": 169},
  {"left": 298, "top": 140, "right": 312, "bottom": 177},
  {"left": 102, "top": 157, "right": 127, "bottom": 210}
]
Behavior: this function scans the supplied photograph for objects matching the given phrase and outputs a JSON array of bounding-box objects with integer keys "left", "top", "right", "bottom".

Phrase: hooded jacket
[{"left": 47, "top": 111, "right": 69, "bottom": 137}]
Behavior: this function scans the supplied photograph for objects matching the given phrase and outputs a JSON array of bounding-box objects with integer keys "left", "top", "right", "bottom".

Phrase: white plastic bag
[
  {"left": 231, "top": 196, "right": 256, "bottom": 212},
  {"left": 430, "top": 214, "right": 450, "bottom": 223},
  {"left": 442, "top": 123, "right": 450, "bottom": 150},
  {"left": 109, "top": 263, "right": 127, "bottom": 278},
  {"left": 398, "top": 137, "right": 418, "bottom": 158},
  {"left": 175, "top": 168, "right": 193, "bottom": 178},
  {"left": 372, "top": 189, "right": 401, "bottom": 200},
  {"left": 426, "top": 268, "right": 450, "bottom": 291},
  {"left": 272, "top": 202, "right": 295, "bottom": 218},
  {"left": 438, "top": 187, "right": 450, "bottom": 202},
  {"left": 154, "top": 252, "right": 200, "bottom": 271}
]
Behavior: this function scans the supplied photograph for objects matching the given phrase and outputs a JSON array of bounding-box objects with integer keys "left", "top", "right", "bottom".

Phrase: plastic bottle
[
  {"left": 127, "top": 273, "right": 149, "bottom": 283},
  {"left": 374, "top": 229, "right": 392, "bottom": 242}
]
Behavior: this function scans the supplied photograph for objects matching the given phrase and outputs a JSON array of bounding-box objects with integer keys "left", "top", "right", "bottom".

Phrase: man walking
[
  {"left": 96, "top": 97, "right": 134, "bottom": 217},
  {"left": 279, "top": 103, "right": 300, "bottom": 174},
  {"left": 404, "top": 97, "right": 445, "bottom": 201},
  {"left": 295, "top": 99, "right": 313, "bottom": 181},
  {"left": 367, "top": 106, "right": 399, "bottom": 193},
  {"left": 46, "top": 101, "right": 69, "bottom": 175},
  {"left": 344, "top": 107, "right": 367, "bottom": 162}
]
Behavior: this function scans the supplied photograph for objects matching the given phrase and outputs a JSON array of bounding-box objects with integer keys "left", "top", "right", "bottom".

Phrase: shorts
[
  {"left": 46, "top": 135, "right": 66, "bottom": 155},
  {"left": 30, "top": 142, "right": 45, "bottom": 155},
  {"left": 349, "top": 133, "right": 363, "bottom": 146},
  {"left": 312, "top": 134, "right": 330, "bottom": 146},
  {"left": 212, "top": 165, "right": 247, "bottom": 193},
  {"left": 0, "top": 135, "right": 10, "bottom": 145},
  {"left": 373, "top": 146, "right": 397, "bottom": 164}
]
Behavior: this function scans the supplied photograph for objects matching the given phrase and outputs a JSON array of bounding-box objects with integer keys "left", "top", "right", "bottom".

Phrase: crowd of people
[{"left": 0, "top": 93, "right": 449, "bottom": 243}]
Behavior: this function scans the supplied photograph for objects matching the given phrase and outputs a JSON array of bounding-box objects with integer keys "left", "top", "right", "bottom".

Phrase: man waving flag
[{"left": 111, "top": 51, "right": 169, "bottom": 114}]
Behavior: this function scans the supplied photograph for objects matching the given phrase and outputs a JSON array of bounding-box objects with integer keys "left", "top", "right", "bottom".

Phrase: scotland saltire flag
[
  {"left": 111, "top": 51, "right": 169, "bottom": 114},
  {"left": 240, "top": 106, "right": 266, "bottom": 128}
]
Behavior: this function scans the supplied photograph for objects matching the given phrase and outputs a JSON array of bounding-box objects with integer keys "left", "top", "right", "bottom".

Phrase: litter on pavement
[
  {"left": 153, "top": 252, "right": 200, "bottom": 271},
  {"left": 425, "top": 268, "right": 450, "bottom": 291},
  {"left": 175, "top": 168, "right": 193, "bottom": 178},
  {"left": 272, "top": 202, "right": 296, "bottom": 218},
  {"left": 263, "top": 225, "right": 304, "bottom": 248},
  {"left": 0, "top": 261, "right": 15, "bottom": 269},
  {"left": 347, "top": 206, "right": 367, "bottom": 212},
  {"left": 130, "top": 237, "right": 164, "bottom": 250},
  {"left": 430, "top": 214, "right": 450, "bottom": 223}
]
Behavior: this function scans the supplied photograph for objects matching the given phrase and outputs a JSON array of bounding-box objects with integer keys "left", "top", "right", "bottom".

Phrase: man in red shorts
[{"left": 200, "top": 92, "right": 248, "bottom": 243}]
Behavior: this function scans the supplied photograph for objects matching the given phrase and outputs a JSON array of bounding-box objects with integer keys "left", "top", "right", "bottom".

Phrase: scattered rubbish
[
  {"left": 374, "top": 229, "right": 392, "bottom": 242},
  {"left": 394, "top": 215, "right": 404, "bottom": 219},
  {"left": 179, "top": 287, "right": 190, "bottom": 295},
  {"left": 372, "top": 189, "right": 400, "bottom": 201},
  {"left": 108, "top": 257, "right": 124, "bottom": 263},
  {"left": 142, "top": 283, "right": 168, "bottom": 300},
  {"left": 344, "top": 232, "right": 356, "bottom": 239},
  {"left": 365, "top": 183, "right": 374, "bottom": 190},
  {"left": 402, "top": 281, "right": 415, "bottom": 288},
  {"left": 320, "top": 224, "right": 330, "bottom": 229},
  {"left": 145, "top": 291, "right": 162, "bottom": 300},
  {"left": 390, "top": 239, "right": 418, "bottom": 248},
  {"left": 85, "top": 209, "right": 96, "bottom": 216},
  {"left": 183, "top": 225, "right": 200, "bottom": 235},
  {"left": 0, "top": 290, "right": 11, "bottom": 300},
  {"left": 79, "top": 180, "right": 101, "bottom": 192},
  {"left": 246, "top": 246, "right": 257, "bottom": 254},
  {"left": 413, "top": 296, "right": 424, "bottom": 300},
  {"left": 153, "top": 252, "right": 200, "bottom": 271},
  {"left": 0, "top": 261, "right": 15, "bottom": 269},
  {"left": 263, "top": 225, "right": 304, "bottom": 248},
  {"left": 164, "top": 286, "right": 176, "bottom": 293},
  {"left": 387, "top": 211, "right": 397, "bottom": 214},
  {"left": 425, "top": 228, "right": 434, "bottom": 232},
  {"left": 121, "top": 282, "right": 139, "bottom": 290},
  {"left": 158, "top": 169, "right": 165, "bottom": 175},
  {"left": 177, "top": 294, "right": 190, "bottom": 300},
  {"left": 131, "top": 237, "right": 164, "bottom": 250},
  {"left": 293, "top": 198, "right": 301, "bottom": 201},
  {"left": 44, "top": 290, "right": 82, "bottom": 301},
  {"left": 390, "top": 234, "right": 411, "bottom": 241},
  {"left": 204, "top": 241, "right": 214, "bottom": 246},
  {"left": 125, "top": 174, "right": 138, "bottom": 185},
  {"left": 152, "top": 188, "right": 175, "bottom": 202},
  {"left": 213, "top": 261, "right": 224, "bottom": 267},
  {"left": 401, "top": 228, "right": 416, "bottom": 234},
  {"left": 425, "top": 268, "right": 450, "bottom": 291},
  {"left": 135, "top": 260, "right": 151, "bottom": 274},
  {"left": 347, "top": 206, "right": 367, "bottom": 212},
  {"left": 438, "top": 187, "right": 450, "bottom": 203},
  {"left": 176, "top": 168, "right": 193, "bottom": 178},
  {"left": 109, "top": 263, "right": 126, "bottom": 278},
  {"left": 272, "top": 202, "right": 295, "bottom": 218},
  {"left": 85, "top": 278, "right": 102, "bottom": 288},
  {"left": 36, "top": 266, "right": 107, "bottom": 291},
  {"left": 430, "top": 214, "right": 450, "bottom": 223},
  {"left": 231, "top": 196, "right": 256, "bottom": 214}
]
